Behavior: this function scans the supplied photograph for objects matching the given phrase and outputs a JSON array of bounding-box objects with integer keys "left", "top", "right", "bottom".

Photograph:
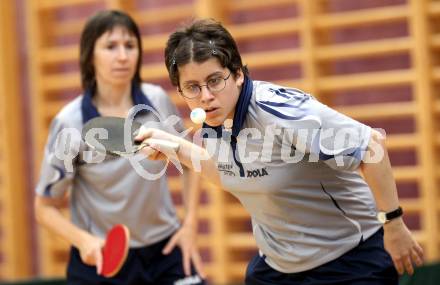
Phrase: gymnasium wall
[{"left": 0, "top": 0, "right": 438, "bottom": 284}]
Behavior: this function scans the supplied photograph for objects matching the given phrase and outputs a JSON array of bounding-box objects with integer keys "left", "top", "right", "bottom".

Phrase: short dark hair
[
  {"left": 164, "top": 18, "right": 248, "bottom": 87},
  {"left": 79, "top": 10, "right": 142, "bottom": 91}
]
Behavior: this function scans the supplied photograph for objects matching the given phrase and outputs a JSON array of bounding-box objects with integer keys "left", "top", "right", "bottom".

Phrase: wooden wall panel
[
  {"left": 0, "top": 0, "right": 31, "bottom": 280},
  {"left": 26, "top": 0, "right": 440, "bottom": 283}
]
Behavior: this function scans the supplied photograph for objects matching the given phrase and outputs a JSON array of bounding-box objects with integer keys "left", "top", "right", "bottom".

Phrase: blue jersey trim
[
  {"left": 200, "top": 125, "right": 222, "bottom": 138},
  {"left": 268, "top": 87, "right": 307, "bottom": 100},
  {"left": 201, "top": 76, "right": 253, "bottom": 177},
  {"left": 232, "top": 76, "right": 253, "bottom": 137},
  {"left": 43, "top": 165, "right": 66, "bottom": 197},
  {"left": 320, "top": 182, "right": 346, "bottom": 215},
  {"left": 319, "top": 147, "right": 364, "bottom": 161},
  {"left": 81, "top": 83, "right": 155, "bottom": 124},
  {"left": 256, "top": 101, "right": 307, "bottom": 121},
  {"left": 202, "top": 76, "right": 253, "bottom": 136},
  {"left": 229, "top": 76, "right": 253, "bottom": 177},
  {"left": 231, "top": 136, "right": 245, "bottom": 177},
  {"left": 257, "top": 100, "right": 306, "bottom": 108}
]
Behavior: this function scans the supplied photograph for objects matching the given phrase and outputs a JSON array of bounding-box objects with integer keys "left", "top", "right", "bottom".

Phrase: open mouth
[{"left": 205, "top": 107, "right": 218, "bottom": 113}]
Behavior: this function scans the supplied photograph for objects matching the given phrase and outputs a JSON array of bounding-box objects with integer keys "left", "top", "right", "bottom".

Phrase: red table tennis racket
[{"left": 100, "top": 224, "right": 130, "bottom": 278}]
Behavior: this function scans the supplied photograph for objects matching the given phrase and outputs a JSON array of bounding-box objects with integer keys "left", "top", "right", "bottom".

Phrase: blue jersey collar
[
  {"left": 81, "top": 83, "right": 154, "bottom": 124},
  {"left": 202, "top": 76, "right": 253, "bottom": 138}
]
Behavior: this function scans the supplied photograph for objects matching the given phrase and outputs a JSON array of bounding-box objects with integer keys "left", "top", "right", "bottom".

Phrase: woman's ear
[{"left": 235, "top": 69, "right": 245, "bottom": 87}]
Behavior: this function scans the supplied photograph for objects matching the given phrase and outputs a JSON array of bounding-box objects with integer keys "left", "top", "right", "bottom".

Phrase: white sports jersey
[
  {"left": 202, "top": 77, "right": 382, "bottom": 273},
  {"left": 35, "top": 83, "right": 183, "bottom": 247}
]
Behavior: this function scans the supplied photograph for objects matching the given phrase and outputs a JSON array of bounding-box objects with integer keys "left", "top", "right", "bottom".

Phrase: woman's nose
[
  {"left": 117, "top": 46, "right": 128, "bottom": 60},
  {"left": 199, "top": 86, "right": 215, "bottom": 104}
]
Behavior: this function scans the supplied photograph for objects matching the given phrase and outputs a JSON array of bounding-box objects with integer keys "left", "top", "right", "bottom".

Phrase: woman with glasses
[
  {"left": 34, "top": 10, "right": 205, "bottom": 285},
  {"left": 135, "top": 19, "right": 423, "bottom": 285}
]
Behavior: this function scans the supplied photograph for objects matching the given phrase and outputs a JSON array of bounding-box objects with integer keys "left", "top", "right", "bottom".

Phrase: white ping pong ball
[{"left": 190, "top": 108, "right": 206, "bottom": 124}]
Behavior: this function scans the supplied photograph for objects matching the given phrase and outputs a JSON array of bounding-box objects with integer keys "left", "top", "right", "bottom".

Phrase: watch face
[{"left": 377, "top": 212, "right": 387, "bottom": 224}]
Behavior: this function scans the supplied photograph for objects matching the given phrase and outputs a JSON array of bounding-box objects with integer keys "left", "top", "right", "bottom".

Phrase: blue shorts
[
  {"left": 245, "top": 228, "right": 398, "bottom": 285},
  {"left": 67, "top": 234, "right": 205, "bottom": 285}
]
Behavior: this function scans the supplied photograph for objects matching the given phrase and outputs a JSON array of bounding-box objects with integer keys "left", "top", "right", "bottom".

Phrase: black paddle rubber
[{"left": 82, "top": 117, "right": 143, "bottom": 155}]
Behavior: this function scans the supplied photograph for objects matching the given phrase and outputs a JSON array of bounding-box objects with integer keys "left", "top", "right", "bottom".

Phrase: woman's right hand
[
  {"left": 135, "top": 127, "right": 179, "bottom": 160},
  {"left": 78, "top": 233, "right": 105, "bottom": 274}
]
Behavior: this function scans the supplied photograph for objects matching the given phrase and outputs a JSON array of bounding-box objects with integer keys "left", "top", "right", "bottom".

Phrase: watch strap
[{"left": 385, "top": 206, "right": 403, "bottom": 221}]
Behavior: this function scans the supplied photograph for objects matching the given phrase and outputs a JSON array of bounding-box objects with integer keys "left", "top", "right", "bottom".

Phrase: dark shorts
[
  {"left": 67, "top": 234, "right": 205, "bottom": 285},
  {"left": 245, "top": 228, "right": 398, "bottom": 285}
]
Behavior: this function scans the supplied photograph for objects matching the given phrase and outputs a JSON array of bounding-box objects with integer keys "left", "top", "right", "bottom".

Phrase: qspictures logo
[{"left": 54, "top": 105, "right": 386, "bottom": 180}]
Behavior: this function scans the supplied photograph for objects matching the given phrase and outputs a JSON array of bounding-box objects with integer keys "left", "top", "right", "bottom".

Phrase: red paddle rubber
[{"left": 100, "top": 224, "right": 130, "bottom": 278}]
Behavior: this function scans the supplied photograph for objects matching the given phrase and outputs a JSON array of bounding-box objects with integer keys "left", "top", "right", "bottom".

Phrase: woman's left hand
[
  {"left": 383, "top": 218, "right": 424, "bottom": 275},
  {"left": 162, "top": 221, "right": 206, "bottom": 278}
]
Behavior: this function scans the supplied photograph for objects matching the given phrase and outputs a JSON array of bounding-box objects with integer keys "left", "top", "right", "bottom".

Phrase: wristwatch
[{"left": 377, "top": 206, "right": 403, "bottom": 224}]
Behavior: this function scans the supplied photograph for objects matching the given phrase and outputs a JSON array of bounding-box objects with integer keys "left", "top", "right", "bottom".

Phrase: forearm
[
  {"left": 360, "top": 130, "right": 425, "bottom": 275},
  {"left": 166, "top": 135, "right": 221, "bottom": 185},
  {"left": 181, "top": 167, "right": 201, "bottom": 225},
  {"left": 178, "top": 139, "right": 220, "bottom": 180},
  {"left": 137, "top": 128, "right": 221, "bottom": 184},
  {"left": 35, "top": 197, "right": 90, "bottom": 248},
  {"left": 360, "top": 130, "right": 400, "bottom": 212}
]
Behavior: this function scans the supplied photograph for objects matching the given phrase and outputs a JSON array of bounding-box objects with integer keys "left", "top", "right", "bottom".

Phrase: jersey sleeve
[
  {"left": 256, "top": 86, "right": 371, "bottom": 171},
  {"left": 35, "top": 116, "right": 81, "bottom": 198}
]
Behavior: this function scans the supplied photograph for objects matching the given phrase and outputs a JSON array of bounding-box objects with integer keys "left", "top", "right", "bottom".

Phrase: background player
[{"left": 34, "top": 10, "right": 205, "bottom": 285}]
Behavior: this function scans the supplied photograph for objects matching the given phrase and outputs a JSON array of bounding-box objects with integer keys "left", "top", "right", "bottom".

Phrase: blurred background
[{"left": 0, "top": 0, "right": 439, "bottom": 284}]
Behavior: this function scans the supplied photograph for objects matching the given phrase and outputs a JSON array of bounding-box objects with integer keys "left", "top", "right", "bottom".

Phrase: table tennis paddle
[
  {"left": 82, "top": 116, "right": 179, "bottom": 157},
  {"left": 100, "top": 224, "right": 130, "bottom": 278}
]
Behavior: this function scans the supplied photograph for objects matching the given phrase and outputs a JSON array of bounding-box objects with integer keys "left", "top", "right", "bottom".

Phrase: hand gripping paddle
[
  {"left": 82, "top": 117, "right": 179, "bottom": 157},
  {"left": 100, "top": 224, "right": 130, "bottom": 278}
]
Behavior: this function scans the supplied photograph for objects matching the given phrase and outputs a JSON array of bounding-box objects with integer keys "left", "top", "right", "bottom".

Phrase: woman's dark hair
[
  {"left": 164, "top": 18, "right": 248, "bottom": 87},
  {"left": 79, "top": 10, "right": 142, "bottom": 91}
]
